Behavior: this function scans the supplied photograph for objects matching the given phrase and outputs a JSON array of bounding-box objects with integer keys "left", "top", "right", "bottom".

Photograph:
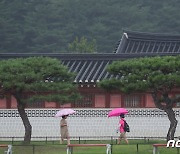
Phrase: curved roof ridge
[{"left": 123, "top": 30, "right": 180, "bottom": 40}]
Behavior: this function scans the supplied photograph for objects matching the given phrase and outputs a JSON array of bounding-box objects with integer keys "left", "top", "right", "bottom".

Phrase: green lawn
[{"left": 0, "top": 140, "right": 179, "bottom": 154}]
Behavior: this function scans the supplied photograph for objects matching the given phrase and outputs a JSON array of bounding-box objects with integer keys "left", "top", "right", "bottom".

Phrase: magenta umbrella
[
  {"left": 55, "top": 109, "right": 76, "bottom": 117},
  {"left": 108, "top": 108, "right": 128, "bottom": 117}
]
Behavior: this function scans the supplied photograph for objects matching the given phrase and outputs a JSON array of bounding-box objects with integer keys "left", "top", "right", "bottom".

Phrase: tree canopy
[
  {"left": 68, "top": 37, "right": 97, "bottom": 53},
  {"left": 0, "top": 0, "right": 180, "bottom": 53},
  {"left": 100, "top": 55, "right": 180, "bottom": 140},
  {"left": 0, "top": 57, "right": 79, "bottom": 144},
  {"left": 100, "top": 56, "right": 180, "bottom": 95}
]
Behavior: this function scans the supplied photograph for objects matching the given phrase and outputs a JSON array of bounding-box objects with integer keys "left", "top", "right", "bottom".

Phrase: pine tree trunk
[
  {"left": 151, "top": 92, "right": 178, "bottom": 141},
  {"left": 17, "top": 102, "right": 32, "bottom": 144},
  {"left": 165, "top": 108, "right": 178, "bottom": 141}
]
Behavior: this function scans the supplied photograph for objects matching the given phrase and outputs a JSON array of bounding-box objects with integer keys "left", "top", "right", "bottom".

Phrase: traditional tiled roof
[
  {"left": 0, "top": 53, "right": 129, "bottom": 84},
  {"left": 115, "top": 30, "right": 180, "bottom": 54},
  {"left": 0, "top": 52, "right": 179, "bottom": 84},
  {"left": 1, "top": 31, "right": 180, "bottom": 84},
  {"left": 63, "top": 59, "right": 112, "bottom": 83}
]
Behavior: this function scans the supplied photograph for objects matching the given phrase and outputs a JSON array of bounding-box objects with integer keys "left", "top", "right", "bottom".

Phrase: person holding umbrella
[
  {"left": 117, "top": 113, "right": 129, "bottom": 144},
  {"left": 55, "top": 109, "right": 75, "bottom": 145},
  {"left": 60, "top": 115, "right": 70, "bottom": 145},
  {"left": 108, "top": 108, "right": 129, "bottom": 144}
]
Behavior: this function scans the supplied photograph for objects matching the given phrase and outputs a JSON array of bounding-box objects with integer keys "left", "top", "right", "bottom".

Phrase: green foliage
[
  {"left": 0, "top": 56, "right": 81, "bottom": 143},
  {"left": 100, "top": 56, "right": 180, "bottom": 94},
  {"left": 100, "top": 56, "right": 180, "bottom": 141},
  {"left": 0, "top": 57, "right": 79, "bottom": 104},
  {"left": 68, "top": 37, "right": 97, "bottom": 53},
  {"left": 0, "top": 0, "right": 180, "bottom": 53}
]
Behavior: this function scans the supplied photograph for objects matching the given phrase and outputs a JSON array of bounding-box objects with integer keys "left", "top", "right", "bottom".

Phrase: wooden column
[
  {"left": 92, "top": 93, "right": 95, "bottom": 108},
  {"left": 6, "top": 94, "right": 11, "bottom": 109},
  {"left": 105, "top": 93, "right": 110, "bottom": 108},
  {"left": 56, "top": 102, "right": 60, "bottom": 108},
  {"left": 141, "top": 94, "right": 146, "bottom": 108},
  {"left": 121, "top": 95, "right": 125, "bottom": 107}
]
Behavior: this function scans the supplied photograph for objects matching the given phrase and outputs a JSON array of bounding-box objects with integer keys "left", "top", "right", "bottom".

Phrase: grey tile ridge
[
  {"left": 80, "top": 61, "right": 93, "bottom": 83},
  {"left": 86, "top": 61, "right": 98, "bottom": 82},
  {"left": 135, "top": 41, "right": 141, "bottom": 53},
  {"left": 73, "top": 61, "right": 82, "bottom": 73},
  {"left": 91, "top": 61, "right": 104, "bottom": 82},
  {"left": 74, "top": 61, "right": 87, "bottom": 82},
  {"left": 167, "top": 42, "right": 172, "bottom": 53},
  {"left": 172, "top": 43, "right": 177, "bottom": 53},
  {"left": 97, "top": 61, "right": 110, "bottom": 81},
  {"left": 68, "top": 60, "right": 76, "bottom": 72}
]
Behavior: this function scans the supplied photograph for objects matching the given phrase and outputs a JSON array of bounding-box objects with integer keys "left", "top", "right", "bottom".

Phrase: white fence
[{"left": 0, "top": 108, "right": 180, "bottom": 141}]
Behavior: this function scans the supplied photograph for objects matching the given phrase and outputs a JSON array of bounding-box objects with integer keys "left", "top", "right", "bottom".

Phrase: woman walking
[
  {"left": 117, "top": 114, "right": 129, "bottom": 144},
  {"left": 60, "top": 115, "right": 70, "bottom": 145}
]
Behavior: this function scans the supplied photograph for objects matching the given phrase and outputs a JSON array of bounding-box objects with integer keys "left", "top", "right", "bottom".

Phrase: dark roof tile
[{"left": 115, "top": 31, "right": 180, "bottom": 54}]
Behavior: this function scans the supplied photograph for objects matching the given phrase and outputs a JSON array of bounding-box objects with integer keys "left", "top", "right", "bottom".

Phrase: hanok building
[{"left": 0, "top": 31, "right": 180, "bottom": 109}]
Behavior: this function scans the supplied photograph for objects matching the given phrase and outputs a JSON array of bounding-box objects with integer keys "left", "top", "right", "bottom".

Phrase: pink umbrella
[
  {"left": 55, "top": 109, "right": 76, "bottom": 117},
  {"left": 108, "top": 108, "right": 128, "bottom": 117}
]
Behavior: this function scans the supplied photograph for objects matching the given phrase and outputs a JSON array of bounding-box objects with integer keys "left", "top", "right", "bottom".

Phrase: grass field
[{"left": 0, "top": 140, "right": 179, "bottom": 154}]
